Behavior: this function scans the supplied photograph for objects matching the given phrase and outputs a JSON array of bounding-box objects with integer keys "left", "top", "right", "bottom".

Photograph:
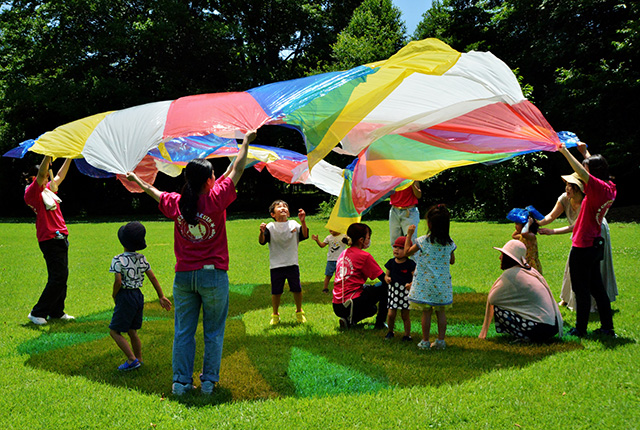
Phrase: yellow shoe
[
  {"left": 295, "top": 310, "right": 306, "bottom": 323},
  {"left": 270, "top": 314, "right": 280, "bottom": 325}
]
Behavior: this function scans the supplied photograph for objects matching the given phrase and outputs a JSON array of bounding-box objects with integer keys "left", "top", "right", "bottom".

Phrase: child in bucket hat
[
  {"left": 109, "top": 222, "right": 171, "bottom": 371},
  {"left": 508, "top": 207, "right": 542, "bottom": 274}
]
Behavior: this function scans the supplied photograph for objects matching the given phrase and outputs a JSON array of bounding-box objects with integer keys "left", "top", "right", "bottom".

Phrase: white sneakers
[
  {"left": 417, "top": 339, "right": 447, "bottom": 350},
  {"left": 28, "top": 313, "right": 75, "bottom": 325},
  {"left": 417, "top": 339, "right": 430, "bottom": 350},
  {"left": 27, "top": 313, "right": 47, "bottom": 325},
  {"left": 431, "top": 339, "right": 446, "bottom": 350}
]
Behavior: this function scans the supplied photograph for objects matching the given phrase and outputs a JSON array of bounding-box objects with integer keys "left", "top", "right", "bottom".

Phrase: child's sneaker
[
  {"left": 172, "top": 382, "right": 193, "bottom": 395},
  {"left": 417, "top": 340, "right": 431, "bottom": 350},
  {"left": 431, "top": 339, "right": 446, "bottom": 350},
  {"left": 201, "top": 380, "right": 216, "bottom": 395},
  {"left": 57, "top": 313, "right": 75, "bottom": 321},
  {"left": 384, "top": 331, "right": 395, "bottom": 340},
  {"left": 401, "top": 335, "right": 413, "bottom": 342},
  {"left": 295, "top": 310, "right": 307, "bottom": 323},
  {"left": 270, "top": 314, "right": 280, "bottom": 325},
  {"left": 118, "top": 358, "right": 141, "bottom": 371}
]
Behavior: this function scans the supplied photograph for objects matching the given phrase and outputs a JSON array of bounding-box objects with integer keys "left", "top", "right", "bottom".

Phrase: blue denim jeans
[
  {"left": 389, "top": 206, "right": 420, "bottom": 246},
  {"left": 172, "top": 268, "right": 229, "bottom": 385}
]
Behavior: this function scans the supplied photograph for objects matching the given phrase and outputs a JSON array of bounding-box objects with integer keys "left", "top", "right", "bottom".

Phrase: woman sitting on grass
[
  {"left": 479, "top": 240, "right": 563, "bottom": 343},
  {"left": 332, "top": 223, "right": 388, "bottom": 330}
]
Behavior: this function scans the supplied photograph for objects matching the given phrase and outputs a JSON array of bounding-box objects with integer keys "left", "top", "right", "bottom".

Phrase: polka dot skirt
[
  {"left": 387, "top": 282, "right": 410, "bottom": 310},
  {"left": 494, "top": 306, "right": 539, "bottom": 340}
]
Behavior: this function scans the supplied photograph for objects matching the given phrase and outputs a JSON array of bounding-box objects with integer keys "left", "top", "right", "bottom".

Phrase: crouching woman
[{"left": 479, "top": 240, "right": 563, "bottom": 342}]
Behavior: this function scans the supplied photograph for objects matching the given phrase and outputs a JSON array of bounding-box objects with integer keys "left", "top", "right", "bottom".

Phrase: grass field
[{"left": 1, "top": 217, "right": 638, "bottom": 428}]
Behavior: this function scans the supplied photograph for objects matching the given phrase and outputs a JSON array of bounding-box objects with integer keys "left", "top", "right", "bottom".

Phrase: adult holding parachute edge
[
  {"left": 557, "top": 143, "right": 616, "bottom": 338},
  {"left": 24, "top": 155, "right": 75, "bottom": 325},
  {"left": 126, "top": 130, "right": 257, "bottom": 395}
]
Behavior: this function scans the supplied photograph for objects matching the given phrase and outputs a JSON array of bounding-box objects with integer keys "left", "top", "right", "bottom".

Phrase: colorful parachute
[{"left": 4, "top": 38, "right": 568, "bottom": 232}]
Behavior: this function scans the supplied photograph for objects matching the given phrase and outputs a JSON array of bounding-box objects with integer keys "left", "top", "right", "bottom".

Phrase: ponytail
[
  {"left": 179, "top": 159, "right": 213, "bottom": 226},
  {"left": 344, "top": 223, "right": 371, "bottom": 247}
]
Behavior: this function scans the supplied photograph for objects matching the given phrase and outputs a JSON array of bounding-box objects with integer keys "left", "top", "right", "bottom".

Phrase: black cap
[{"left": 117, "top": 222, "right": 147, "bottom": 251}]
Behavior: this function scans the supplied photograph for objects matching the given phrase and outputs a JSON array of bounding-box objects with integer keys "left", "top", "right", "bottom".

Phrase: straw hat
[
  {"left": 493, "top": 240, "right": 528, "bottom": 268},
  {"left": 561, "top": 172, "right": 585, "bottom": 193}
]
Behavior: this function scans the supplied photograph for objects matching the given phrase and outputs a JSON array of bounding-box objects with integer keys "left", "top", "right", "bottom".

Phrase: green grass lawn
[{"left": 1, "top": 218, "right": 638, "bottom": 428}]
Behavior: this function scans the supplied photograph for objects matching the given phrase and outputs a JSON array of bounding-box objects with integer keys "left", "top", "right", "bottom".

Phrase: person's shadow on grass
[{"left": 19, "top": 283, "right": 606, "bottom": 407}]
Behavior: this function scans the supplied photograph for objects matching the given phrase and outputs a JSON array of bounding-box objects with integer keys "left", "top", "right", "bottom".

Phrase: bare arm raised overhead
[
  {"left": 228, "top": 131, "right": 257, "bottom": 185},
  {"left": 125, "top": 172, "right": 163, "bottom": 202}
]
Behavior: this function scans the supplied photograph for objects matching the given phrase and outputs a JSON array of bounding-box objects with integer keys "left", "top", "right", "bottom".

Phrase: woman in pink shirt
[
  {"left": 24, "top": 155, "right": 74, "bottom": 325},
  {"left": 333, "top": 223, "right": 388, "bottom": 329},
  {"left": 127, "top": 130, "right": 256, "bottom": 395},
  {"left": 558, "top": 143, "right": 616, "bottom": 338}
]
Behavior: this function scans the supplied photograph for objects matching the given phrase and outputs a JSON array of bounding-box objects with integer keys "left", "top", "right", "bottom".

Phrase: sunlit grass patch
[
  {"left": 3, "top": 219, "right": 638, "bottom": 427},
  {"left": 242, "top": 303, "right": 338, "bottom": 337}
]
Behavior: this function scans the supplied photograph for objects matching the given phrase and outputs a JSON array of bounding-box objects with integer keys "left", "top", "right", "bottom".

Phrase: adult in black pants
[
  {"left": 24, "top": 155, "right": 74, "bottom": 325},
  {"left": 332, "top": 223, "right": 387, "bottom": 329},
  {"left": 559, "top": 142, "right": 616, "bottom": 337}
]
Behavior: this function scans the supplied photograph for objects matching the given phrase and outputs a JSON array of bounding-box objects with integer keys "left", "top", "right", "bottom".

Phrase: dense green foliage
[
  {"left": 0, "top": 0, "right": 362, "bottom": 217},
  {"left": 330, "top": 0, "right": 406, "bottom": 70},
  {"left": 0, "top": 0, "right": 362, "bottom": 142},
  {"left": 0, "top": 0, "right": 638, "bottom": 220},
  {"left": 414, "top": 0, "right": 639, "bottom": 214},
  {"left": 1, "top": 219, "right": 639, "bottom": 427}
]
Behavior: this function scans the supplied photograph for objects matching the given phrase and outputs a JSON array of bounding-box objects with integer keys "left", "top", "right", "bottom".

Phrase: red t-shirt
[
  {"left": 572, "top": 175, "right": 616, "bottom": 248},
  {"left": 332, "top": 247, "right": 383, "bottom": 304},
  {"left": 390, "top": 186, "right": 418, "bottom": 208},
  {"left": 24, "top": 180, "right": 68, "bottom": 242},
  {"left": 159, "top": 176, "right": 236, "bottom": 272}
]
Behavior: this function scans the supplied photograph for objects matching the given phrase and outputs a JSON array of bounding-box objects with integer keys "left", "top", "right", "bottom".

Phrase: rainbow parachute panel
[{"left": 4, "top": 39, "right": 566, "bottom": 233}]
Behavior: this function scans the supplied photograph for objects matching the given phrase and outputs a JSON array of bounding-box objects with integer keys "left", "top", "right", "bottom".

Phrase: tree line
[{"left": 1, "top": 0, "right": 637, "bottom": 220}]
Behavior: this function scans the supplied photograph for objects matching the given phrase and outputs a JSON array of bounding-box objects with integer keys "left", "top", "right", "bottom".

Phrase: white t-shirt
[
  {"left": 323, "top": 234, "right": 347, "bottom": 262},
  {"left": 266, "top": 220, "right": 303, "bottom": 269}
]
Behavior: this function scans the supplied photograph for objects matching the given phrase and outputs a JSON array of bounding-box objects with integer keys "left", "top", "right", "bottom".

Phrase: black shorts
[
  {"left": 109, "top": 289, "right": 144, "bottom": 332},
  {"left": 270, "top": 265, "right": 301, "bottom": 295}
]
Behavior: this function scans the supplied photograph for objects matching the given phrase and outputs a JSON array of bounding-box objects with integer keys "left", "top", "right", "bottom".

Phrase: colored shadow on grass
[
  {"left": 19, "top": 285, "right": 583, "bottom": 406},
  {"left": 289, "top": 347, "right": 388, "bottom": 397}
]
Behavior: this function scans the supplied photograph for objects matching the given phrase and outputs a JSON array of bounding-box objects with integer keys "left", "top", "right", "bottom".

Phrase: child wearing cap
[
  {"left": 383, "top": 236, "right": 416, "bottom": 341},
  {"left": 109, "top": 221, "right": 172, "bottom": 371}
]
